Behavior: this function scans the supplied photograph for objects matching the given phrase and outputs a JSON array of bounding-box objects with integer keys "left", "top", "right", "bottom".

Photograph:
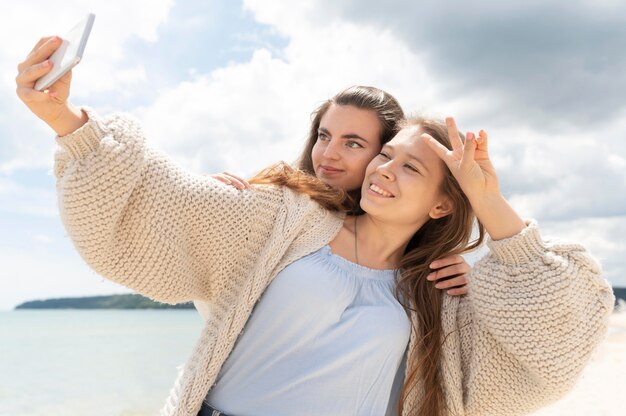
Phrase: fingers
[
  {"left": 16, "top": 36, "right": 63, "bottom": 90},
  {"left": 223, "top": 171, "right": 251, "bottom": 189},
  {"left": 428, "top": 253, "right": 470, "bottom": 296},
  {"left": 15, "top": 59, "right": 55, "bottom": 88},
  {"left": 211, "top": 173, "right": 234, "bottom": 185},
  {"left": 476, "top": 129, "right": 489, "bottom": 157},
  {"left": 460, "top": 131, "right": 477, "bottom": 171},
  {"left": 30, "top": 36, "right": 59, "bottom": 53},
  {"left": 428, "top": 115, "right": 491, "bottom": 176},
  {"left": 19, "top": 36, "right": 62, "bottom": 73},
  {"left": 429, "top": 254, "right": 465, "bottom": 270},
  {"left": 421, "top": 133, "right": 451, "bottom": 163},
  {"left": 426, "top": 263, "right": 469, "bottom": 282},
  {"left": 29, "top": 37, "right": 52, "bottom": 55},
  {"left": 446, "top": 286, "right": 468, "bottom": 296},
  {"left": 16, "top": 85, "right": 58, "bottom": 104},
  {"left": 431, "top": 274, "right": 468, "bottom": 290},
  {"left": 210, "top": 173, "right": 249, "bottom": 190},
  {"left": 445, "top": 117, "right": 464, "bottom": 150}
]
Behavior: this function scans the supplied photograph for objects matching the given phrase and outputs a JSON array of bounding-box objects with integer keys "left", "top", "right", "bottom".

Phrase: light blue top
[{"left": 205, "top": 245, "right": 411, "bottom": 416}]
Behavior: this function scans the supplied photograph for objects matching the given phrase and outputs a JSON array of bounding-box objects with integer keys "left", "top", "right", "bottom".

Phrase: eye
[
  {"left": 317, "top": 132, "right": 329, "bottom": 141},
  {"left": 346, "top": 141, "right": 364, "bottom": 149},
  {"left": 405, "top": 164, "right": 420, "bottom": 173}
]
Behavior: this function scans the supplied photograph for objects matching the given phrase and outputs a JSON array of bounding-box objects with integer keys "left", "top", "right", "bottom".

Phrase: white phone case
[{"left": 34, "top": 13, "right": 95, "bottom": 91}]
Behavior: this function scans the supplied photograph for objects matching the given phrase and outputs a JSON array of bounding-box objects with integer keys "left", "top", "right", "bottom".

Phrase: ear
[{"left": 429, "top": 196, "right": 453, "bottom": 219}]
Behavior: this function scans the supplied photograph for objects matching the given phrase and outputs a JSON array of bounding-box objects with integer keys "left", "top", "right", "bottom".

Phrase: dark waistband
[{"left": 198, "top": 402, "right": 232, "bottom": 416}]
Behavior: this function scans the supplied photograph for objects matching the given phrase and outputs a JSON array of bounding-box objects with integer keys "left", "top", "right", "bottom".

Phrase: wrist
[
  {"left": 470, "top": 193, "right": 526, "bottom": 241},
  {"left": 468, "top": 191, "right": 504, "bottom": 215},
  {"left": 48, "top": 103, "right": 88, "bottom": 137}
]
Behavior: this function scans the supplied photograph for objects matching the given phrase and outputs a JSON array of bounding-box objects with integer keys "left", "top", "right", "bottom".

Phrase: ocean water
[
  {"left": 3, "top": 310, "right": 625, "bottom": 416},
  {"left": 0, "top": 310, "right": 205, "bottom": 416}
]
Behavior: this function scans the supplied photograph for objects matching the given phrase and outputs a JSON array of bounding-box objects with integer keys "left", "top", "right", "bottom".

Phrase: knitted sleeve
[
  {"left": 53, "top": 109, "right": 285, "bottom": 305},
  {"left": 457, "top": 221, "right": 614, "bottom": 415}
]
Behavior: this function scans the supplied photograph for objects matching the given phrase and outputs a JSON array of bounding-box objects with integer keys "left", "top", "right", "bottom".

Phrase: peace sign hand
[
  {"left": 422, "top": 117, "right": 500, "bottom": 204},
  {"left": 423, "top": 117, "right": 527, "bottom": 241}
]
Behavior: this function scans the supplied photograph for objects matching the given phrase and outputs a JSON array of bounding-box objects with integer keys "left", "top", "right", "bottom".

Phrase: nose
[
  {"left": 322, "top": 139, "right": 341, "bottom": 160},
  {"left": 376, "top": 160, "right": 396, "bottom": 181}
]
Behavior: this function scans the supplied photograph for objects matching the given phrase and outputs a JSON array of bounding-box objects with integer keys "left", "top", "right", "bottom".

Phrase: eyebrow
[
  {"left": 318, "top": 127, "right": 370, "bottom": 143},
  {"left": 383, "top": 144, "right": 430, "bottom": 173}
]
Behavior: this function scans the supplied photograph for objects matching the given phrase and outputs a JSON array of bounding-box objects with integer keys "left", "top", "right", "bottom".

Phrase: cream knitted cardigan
[{"left": 53, "top": 109, "right": 615, "bottom": 416}]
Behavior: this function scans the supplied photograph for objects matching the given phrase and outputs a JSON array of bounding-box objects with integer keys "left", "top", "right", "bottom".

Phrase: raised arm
[
  {"left": 16, "top": 36, "right": 288, "bottom": 304},
  {"left": 445, "top": 222, "right": 614, "bottom": 415},
  {"left": 423, "top": 117, "right": 526, "bottom": 240},
  {"left": 425, "top": 118, "right": 615, "bottom": 415},
  {"left": 54, "top": 110, "right": 287, "bottom": 304}
]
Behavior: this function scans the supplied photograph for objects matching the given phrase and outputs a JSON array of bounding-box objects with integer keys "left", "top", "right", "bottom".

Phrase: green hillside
[
  {"left": 14, "top": 294, "right": 194, "bottom": 310},
  {"left": 15, "top": 288, "right": 625, "bottom": 310}
]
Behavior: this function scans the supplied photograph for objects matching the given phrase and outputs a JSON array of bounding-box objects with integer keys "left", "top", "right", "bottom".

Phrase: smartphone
[{"left": 34, "top": 13, "right": 95, "bottom": 91}]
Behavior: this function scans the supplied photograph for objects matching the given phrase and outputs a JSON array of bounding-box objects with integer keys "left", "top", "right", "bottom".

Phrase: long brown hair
[
  {"left": 395, "top": 117, "right": 485, "bottom": 416},
  {"left": 248, "top": 86, "right": 403, "bottom": 217},
  {"left": 296, "top": 85, "right": 405, "bottom": 212},
  {"left": 249, "top": 162, "right": 346, "bottom": 212}
]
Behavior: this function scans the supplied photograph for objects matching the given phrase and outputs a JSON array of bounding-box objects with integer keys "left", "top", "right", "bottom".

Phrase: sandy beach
[{"left": 530, "top": 310, "right": 626, "bottom": 416}]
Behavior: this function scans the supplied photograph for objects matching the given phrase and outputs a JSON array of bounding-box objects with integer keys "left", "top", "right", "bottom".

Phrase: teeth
[{"left": 370, "top": 184, "right": 393, "bottom": 197}]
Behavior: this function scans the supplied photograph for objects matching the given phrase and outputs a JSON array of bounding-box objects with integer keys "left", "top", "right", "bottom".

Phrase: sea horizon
[
  {"left": 0, "top": 309, "right": 204, "bottom": 416},
  {"left": 1, "top": 309, "right": 625, "bottom": 415}
]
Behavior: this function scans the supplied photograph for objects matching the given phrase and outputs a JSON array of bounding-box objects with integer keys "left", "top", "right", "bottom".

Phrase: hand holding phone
[
  {"left": 34, "top": 13, "right": 95, "bottom": 91},
  {"left": 15, "top": 14, "right": 95, "bottom": 135}
]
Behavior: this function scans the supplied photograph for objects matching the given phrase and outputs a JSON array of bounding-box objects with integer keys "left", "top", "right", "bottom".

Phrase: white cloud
[
  {"left": 295, "top": 0, "right": 626, "bottom": 128},
  {"left": 1, "top": 0, "right": 172, "bottom": 96},
  {"left": 488, "top": 119, "right": 626, "bottom": 221},
  {"left": 133, "top": 18, "right": 440, "bottom": 176},
  {"left": 129, "top": 0, "right": 624, "bottom": 289},
  {"left": 0, "top": 0, "right": 173, "bottom": 173},
  {"left": 1, "top": 0, "right": 624, "bottom": 313}
]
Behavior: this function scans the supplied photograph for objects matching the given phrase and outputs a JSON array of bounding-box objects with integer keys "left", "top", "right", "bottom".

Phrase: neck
[{"left": 352, "top": 214, "right": 426, "bottom": 269}]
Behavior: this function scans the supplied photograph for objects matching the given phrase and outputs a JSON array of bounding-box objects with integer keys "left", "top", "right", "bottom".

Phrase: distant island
[
  {"left": 14, "top": 294, "right": 194, "bottom": 310},
  {"left": 14, "top": 288, "right": 626, "bottom": 310},
  {"left": 614, "top": 287, "right": 626, "bottom": 309}
]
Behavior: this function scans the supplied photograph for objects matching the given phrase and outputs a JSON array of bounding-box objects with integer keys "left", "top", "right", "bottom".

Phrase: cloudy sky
[{"left": 1, "top": 0, "right": 624, "bottom": 310}]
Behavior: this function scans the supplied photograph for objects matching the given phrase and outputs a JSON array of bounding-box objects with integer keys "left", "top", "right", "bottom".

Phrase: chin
[
  {"left": 321, "top": 178, "right": 342, "bottom": 189},
  {"left": 358, "top": 195, "right": 380, "bottom": 216}
]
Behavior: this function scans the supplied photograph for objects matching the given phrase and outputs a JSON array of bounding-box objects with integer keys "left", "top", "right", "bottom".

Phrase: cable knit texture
[{"left": 53, "top": 109, "right": 615, "bottom": 416}]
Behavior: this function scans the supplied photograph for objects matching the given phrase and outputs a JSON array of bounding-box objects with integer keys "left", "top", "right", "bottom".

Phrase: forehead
[
  {"left": 320, "top": 104, "right": 381, "bottom": 138},
  {"left": 387, "top": 126, "right": 445, "bottom": 171}
]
